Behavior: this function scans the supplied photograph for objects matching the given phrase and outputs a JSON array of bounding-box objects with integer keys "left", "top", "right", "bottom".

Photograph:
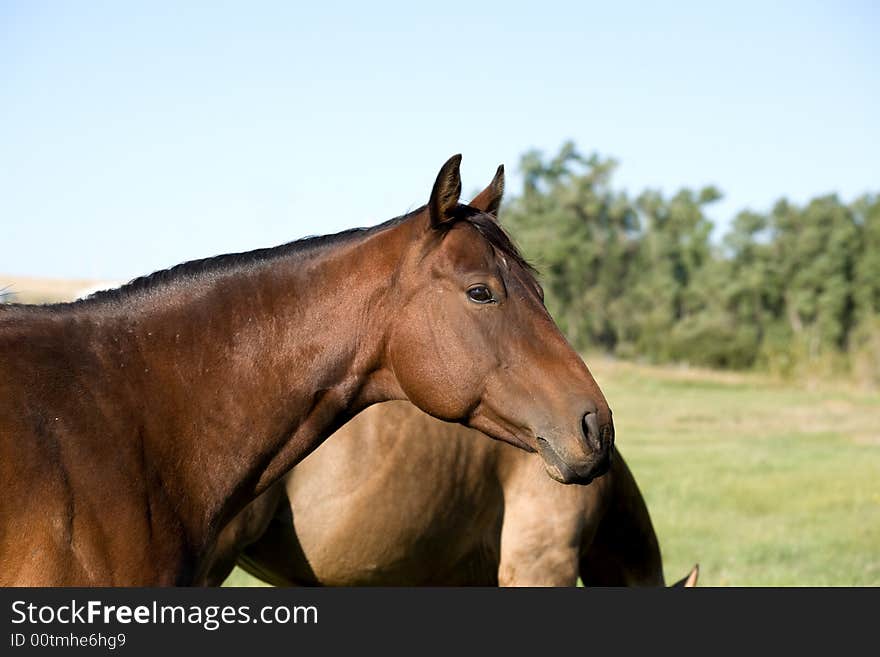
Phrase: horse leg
[{"left": 496, "top": 495, "right": 581, "bottom": 587}]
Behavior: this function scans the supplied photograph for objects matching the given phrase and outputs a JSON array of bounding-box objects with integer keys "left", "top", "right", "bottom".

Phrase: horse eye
[{"left": 467, "top": 285, "right": 495, "bottom": 304}]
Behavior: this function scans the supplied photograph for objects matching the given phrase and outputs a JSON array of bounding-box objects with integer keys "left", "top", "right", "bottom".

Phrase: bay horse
[
  {"left": 206, "top": 402, "right": 697, "bottom": 587},
  {"left": 0, "top": 156, "right": 614, "bottom": 585}
]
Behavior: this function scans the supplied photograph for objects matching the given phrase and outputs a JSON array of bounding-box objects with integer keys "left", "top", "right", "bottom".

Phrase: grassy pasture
[
  {"left": 0, "top": 274, "right": 115, "bottom": 304},
  {"left": 225, "top": 358, "right": 879, "bottom": 587},
  {"left": 594, "top": 359, "right": 879, "bottom": 586}
]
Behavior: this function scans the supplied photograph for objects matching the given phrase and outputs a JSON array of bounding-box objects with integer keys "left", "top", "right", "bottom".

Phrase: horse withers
[
  {"left": 0, "top": 156, "right": 614, "bottom": 585},
  {"left": 207, "top": 402, "right": 698, "bottom": 587}
]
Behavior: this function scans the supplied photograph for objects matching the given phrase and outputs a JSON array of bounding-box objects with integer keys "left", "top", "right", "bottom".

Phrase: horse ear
[
  {"left": 469, "top": 164, "right": 505, "bottom": 220},
  {"left": 429, "top": 154, "right": 463, "bottom": 227},
  {"left": 671, "top": 564, "right": 700, "bottom": 588}
]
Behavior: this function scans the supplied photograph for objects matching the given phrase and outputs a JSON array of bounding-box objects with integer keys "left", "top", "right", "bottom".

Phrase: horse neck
[{"left": 109, "top": 220, "right": 413, "bottom": 564}]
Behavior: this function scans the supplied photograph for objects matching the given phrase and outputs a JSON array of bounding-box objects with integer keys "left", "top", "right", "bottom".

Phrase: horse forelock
[{"left": 439, "top": 206, "right": 539, "bottom": 280}]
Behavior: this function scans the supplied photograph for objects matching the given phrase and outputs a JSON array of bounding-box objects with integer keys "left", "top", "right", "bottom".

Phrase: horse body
[
  {"left": 209, "top": 402, "right": 682, "bottom": 587},
  {"left": 0, "top": 234, "right": 399, "bottom": 584},
  {"left": 1, "top": 157, "right": 616, "bottom": 585}
]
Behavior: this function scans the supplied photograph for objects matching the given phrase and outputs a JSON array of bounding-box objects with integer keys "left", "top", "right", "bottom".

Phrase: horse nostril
[
  {"left": 581, "top": 411, "right": 615, "bottom": 453},
  {"left": 581, "top": 411, "right": 601, "bottom": 450},
  {"left": 602, "top": 421, "right": 615, "bottom": 448}
]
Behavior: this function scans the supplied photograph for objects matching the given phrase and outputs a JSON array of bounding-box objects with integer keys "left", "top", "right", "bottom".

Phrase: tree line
[{"left": 503, "top": 142, "right": 880, "bottom": 383}]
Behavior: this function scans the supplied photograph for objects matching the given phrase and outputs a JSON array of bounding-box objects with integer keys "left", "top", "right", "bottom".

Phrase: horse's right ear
[
  {"left": 469, "top": 164, "right": 505, "bottom": 219},
  {"left": 428, "top": 154, "right": 463, "bottom": 227}
]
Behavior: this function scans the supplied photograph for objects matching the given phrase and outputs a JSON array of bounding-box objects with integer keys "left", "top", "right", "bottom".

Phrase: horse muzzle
[{"left": 535, "top": 412, "right": 614, "bottom": 485}]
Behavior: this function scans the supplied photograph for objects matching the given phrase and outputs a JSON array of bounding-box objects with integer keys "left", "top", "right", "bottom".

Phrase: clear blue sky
[{"left": 2, "top": 1, "right": 877, "bottom": 280}]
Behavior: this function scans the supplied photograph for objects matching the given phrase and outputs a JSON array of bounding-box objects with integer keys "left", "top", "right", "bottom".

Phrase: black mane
[
  {"left": 60, "top": 213, "right": 414, "bottom": 308},
  {"left": 3, "top": 204, "right": 536, "bottom": 312}
]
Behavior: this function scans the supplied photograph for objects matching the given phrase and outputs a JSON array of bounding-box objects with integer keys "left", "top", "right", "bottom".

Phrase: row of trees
[{"left": 503, "top": 143, "right": 880, "bottom": 383}]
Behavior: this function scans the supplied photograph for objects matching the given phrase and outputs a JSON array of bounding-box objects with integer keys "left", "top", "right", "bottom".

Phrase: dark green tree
[{"left": 499, "top": 142, "right": 877, "bottom": 381}]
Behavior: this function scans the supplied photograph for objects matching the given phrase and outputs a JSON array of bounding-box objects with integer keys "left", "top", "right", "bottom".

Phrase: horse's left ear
[
  {"left": 469, "top": 164, "right": 504, "bottom": 220},
  {"left": 429, "top": 154, "right": 463, "bottom": 227}
]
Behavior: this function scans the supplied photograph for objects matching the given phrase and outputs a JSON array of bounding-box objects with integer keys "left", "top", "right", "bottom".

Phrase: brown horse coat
[
  {"left": 0, "top": 157, "right": 615, "bottom": 585},
  {"left": 208, "top": 402, "right": 697, "bottom": 586}
]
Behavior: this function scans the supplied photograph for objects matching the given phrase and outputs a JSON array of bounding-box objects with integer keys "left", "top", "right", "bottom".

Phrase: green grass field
[
  {"left": 224, "top": 359, "right": 879, "bottom": 587},
  {"left": 594, "top": 359, "right": 879, "bottom": 586}
]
